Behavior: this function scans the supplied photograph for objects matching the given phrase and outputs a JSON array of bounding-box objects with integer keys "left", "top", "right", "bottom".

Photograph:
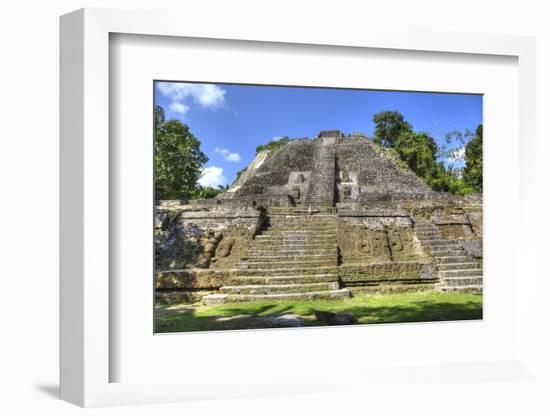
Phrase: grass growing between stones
[{"left": 155, "top": 292, "right": 482, "bottom": 333}]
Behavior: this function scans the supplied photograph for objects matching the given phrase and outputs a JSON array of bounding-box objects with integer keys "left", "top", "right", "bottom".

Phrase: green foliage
[
  {"left": 373, "top": 111, "right": 412, "bottom": 147},
  {"left": 429, "top": 164, "right": 477, "bottom": 194},
  {"left": 393, "top": 131, "right": 438, "bottom": 180},
  {"left": 462, "top": 124, "right": 483, "bottom": 192},
  {"left": 371, "top": 110, "right": 483, "bottom": 195},
  {"left": 255, "top": 136, "right": 291, "bottom": 154},
  {"left": 189, "top": 184, "right": 230, "bottom": 199},
  {"left": 154, "top": 105, "right": 208, "bottom": 200}
]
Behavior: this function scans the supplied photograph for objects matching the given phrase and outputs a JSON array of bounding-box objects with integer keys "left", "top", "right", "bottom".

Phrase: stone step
[
  {"left": 429, "top": 249, "right": 466, "bottom": 257},
  {"left": 417, "top": 235, "right": 443, "bottom": 244},
  {"left": 438, "top": 285, "right": 483, "bottom": 293},
  {"left": 256, "top": 231, "right": 337, "bottom": 238},
  {"left": 440, "top": 276, "right": 483, "bottom": 286},
  {"left": 253, "top": 237, "right": 336, "bottom": 243},
  {"left": 268, "top": 216, "right": 338, "bottom": 221},
  {"left": 266, "top": 222, "right": 338, "bottom": 228},
  {"left": 203, "top": 288, "right": 351, "bottom": 304},
  {"left": 256, "top": 235, "right": 337, "bottom": 241},
  {"left": 428, "top": 246, "right": 463, "bottom": 253},
  {"left": 226, "top": 273, "right": 339, "bottom": 285},
  {"left": 266, "top": 221, "right": 338, "bottom": 225},
  {"left": 250, "top": 246, "right": 336, "bottom": 253},
  {"left": 292, "top": 208, "right": 336, "bottom": 214},
  {"left": 247, "top": 253, "right": 336, "bottom": 260},
  {"left": 249, "top": 243, "right": 337, "bottom": 250},
  {"left": 265, "top": 229, "right": 338, "bottom": 234},
  {"left": 267, "top": 220, "right": 338, "bottom": 230},
  {"left": 422, "top": 239, "right": 460, "bottom": 247},
  {"left": 253, "top": 237, "right": 336, "bottom": 244},
  {"left": 416, "top": 232, "right": 441, "bottom": 238},
  {"left": 251, "top": 242, "right": 337, "bottom": 249},
  {"left": 243, "top": 259, "right": 337, "bottom": 269},
  {"left": 439, "top": 269, "right": 482, "bottom": 278},
  {"left": 416, "top": 232, "right": 442, "bottom": 237},
  {"left": 267, "top": 228, "right": 337, "bottom": 232},
  {"left": 255, "top": 234, "right": 336, "bottom": 240},
  {"left": 437, "top": 262, "right": 480, "bottom": 271},
  {"left": 220, "top": 282, "right": 339, "bottom": 295},
  {"left": 247, "top": 254, "right": 335, "bottom": 260},
  {"left": 228, "top": 265, "right": 338, "bottom": 277},
  {"left": 249, "top": 248, "right": 335, "bottom": 255},
  {"left": 269, "top": 212, "right": 337, "bottom": 220},
  {"left": 266, "top": 223, "right": 338, "bottom": 229},
  {"left": 434, "top": 256, "right": 472, "bottom": 264},
  {"left": 416, "top": 230, "right": 440, "bottom": 235},
  {"left": 424, "top": 244, "right": 461, "bottom": 250}
]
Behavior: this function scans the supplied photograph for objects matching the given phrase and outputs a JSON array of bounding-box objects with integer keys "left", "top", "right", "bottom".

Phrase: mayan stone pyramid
[{"left": 155, "top": 131, "right": 483, "bottom": 305}]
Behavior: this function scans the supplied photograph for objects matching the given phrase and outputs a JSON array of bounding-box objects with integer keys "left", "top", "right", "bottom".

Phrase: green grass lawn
[{"left": 155, "top": 292, "right": 483, "bottom": 333}]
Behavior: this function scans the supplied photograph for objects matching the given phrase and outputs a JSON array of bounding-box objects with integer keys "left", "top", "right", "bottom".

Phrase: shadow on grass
[
  {"left": 155, "top": 296, "right": 482, "bottom": 333},
  {"left": 336, "top": 300, "right": 482, "bottom": 324}
]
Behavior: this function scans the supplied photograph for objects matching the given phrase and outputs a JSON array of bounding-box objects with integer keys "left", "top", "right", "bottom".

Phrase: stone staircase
[
  {"left": 202, "top": 214, "right": 350, "bottom": 304},
  {"left": 413, "top": 218, "right": 483, "bottom": 293},
  {"left": 304, "top": 137, "right": 336, "bottom": 208}
]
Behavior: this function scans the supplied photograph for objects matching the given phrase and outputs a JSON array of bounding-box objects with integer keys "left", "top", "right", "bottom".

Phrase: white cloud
[
  {"left": 214, "top": 146, "right": 241, "bottom": 162},
  {"left": 443, "top": 146, "right": 466, "bottom": 168},
  {"left": 198, "top": 166, "right": 227, "bottom": 188},
  {"left": 449, "top": 146, "right": 465, "bottom": 162},
  {"left": 157, "top": 82, "right": 226, "bottom": 116},
  {"left": 169, "top": 101, "right": 189, "bottom": 115}
]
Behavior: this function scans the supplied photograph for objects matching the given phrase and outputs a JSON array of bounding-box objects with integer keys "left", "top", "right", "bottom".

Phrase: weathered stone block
[
  {"left": 460, "top": 239, "right": 483, "bottom": 258},
  {"left": 339, "top": 262, "right": 436, "bottom": 285},
  {"left": 155, "top": 269, "right": 229, "bottom": 290},
  {"left": 202, "top": 294, "right": 228, "bottom": 306}
]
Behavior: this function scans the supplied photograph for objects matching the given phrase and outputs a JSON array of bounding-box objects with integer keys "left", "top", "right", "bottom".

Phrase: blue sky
[{"left": 155, "top": 81, "right": 482, "bottom": 188}]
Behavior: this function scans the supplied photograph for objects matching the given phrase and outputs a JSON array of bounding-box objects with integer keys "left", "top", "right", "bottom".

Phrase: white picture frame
[{"left": 60, "top": 7, "right": 539, "bottom": 408}]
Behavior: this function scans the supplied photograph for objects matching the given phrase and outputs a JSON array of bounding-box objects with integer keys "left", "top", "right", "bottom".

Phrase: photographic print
[{"left": 154, "top": 82, "right": 483, "bottom": 333}]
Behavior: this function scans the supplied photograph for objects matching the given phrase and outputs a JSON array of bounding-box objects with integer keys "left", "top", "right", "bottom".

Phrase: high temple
[{"left": 155, "top": 131, "right": 482, "bottom": 305}]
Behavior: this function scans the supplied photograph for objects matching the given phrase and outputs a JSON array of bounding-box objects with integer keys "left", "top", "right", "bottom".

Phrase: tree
[
  {"left": 154, "top": 105, "right": 208, "bottom": 200},
  {"left": 462, "top": 124, "right": 483, "bottom": 192},
  {"left": 373, "top": 111, "right": 412, "bottom": 147},
  {"left": 372, "top": 110, "right": 482, "bottom": 195},
  {"left": 394, "top": 131, "right": 438, "bottom": 181}
]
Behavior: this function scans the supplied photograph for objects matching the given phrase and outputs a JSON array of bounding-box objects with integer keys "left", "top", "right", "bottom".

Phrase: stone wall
[
  {"left": 339, "top": 262, "right": 437, "bottom": 293},
  {"left": 155, "top": 207, "right": 262, "bottom": 271},
  {"left": 336, "top": 212, "right": 427, "bottom": 264},
  {"left": 156, "top": 268, "right": 230, "bottom": 290}
]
